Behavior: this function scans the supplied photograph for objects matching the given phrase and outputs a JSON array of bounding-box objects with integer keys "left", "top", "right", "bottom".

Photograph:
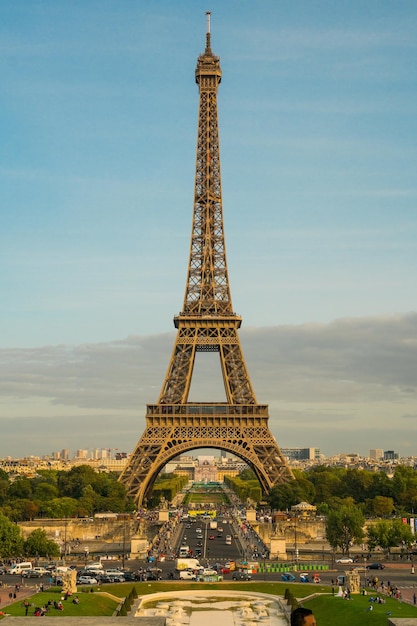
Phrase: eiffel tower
[{"left": 119, "top": 13, "right": 294, "bottom": 506}]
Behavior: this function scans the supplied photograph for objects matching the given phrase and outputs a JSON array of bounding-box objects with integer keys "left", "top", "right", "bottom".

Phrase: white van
[{"left": 8, "top": 562, "right": 32, "bottom": 575}]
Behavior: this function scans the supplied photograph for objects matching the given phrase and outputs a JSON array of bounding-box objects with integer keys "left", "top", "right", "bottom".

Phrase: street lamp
[
  {"left": 364, "top": 556, "right": 367, "bottom": 590},
  {"left": 63, "top": 518, "right": 68, "bottom": 565},
  {"left": 294, "top": 516, "right": 299, "bottom": 571},
  {"left": 203, "top": 518, "right": 209, "bottom": 561},
  {"left": 122, "top": 516, "right": 127, "bottom": 570}
]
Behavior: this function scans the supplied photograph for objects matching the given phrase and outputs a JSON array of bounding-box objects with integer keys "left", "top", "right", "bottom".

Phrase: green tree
[
  {"left": 325, "top": 505, "right": 365, "bottom": 554},
  {"left": 368, "top": 472, "right": 393, "bottom": 500},
  {"left": 2, "top": 498, "right": 39, "bottom": 522},
  {"left": 367, "top": 519, "right": 414, "bottom": 557},
  {"left": 0, "top": 512, "right": 24, "bottom": 557},
  {"left": 367, "top": 520, "right": 390, "bottom": 554},
  {"left": 0, "top": 477, "right": 10, "bottom": 505},
  {"left": 40, "top": 497, "right": 79, "bottom": 518},
  {"left": 8, "top": 477, "right": 32, "bottom": 499},
  {"left": 392, "top": 466, "right": 417, "bottom": 512},
  {"left": 24, "top": 528, "right": 60, "bottom": 558},
  {"left": 33, "top": 482, "right": 59, "bottom": 503},
  {"left": 366, "top": 524, "right": 379, "bottom": 552},
  {"left": 78, "top": 484, "right": 100, "bottom": 515},
  {"left": 367, "top": 495, "right": 394, "bottom": 518},
  {"left": 57, "top": 465, "right": 98, "bottom": 499},
  {"left": 342, "top": 469, "right": 374, "bottom": 502},
  {"left": 239, "top": 468, "right": 257, "bottom": 481},
  {"left": 308, "top": 466, "right": 343, "bottom": 504},
  {"left": 267, "top": 472, "right": 315, "bottom": 511}
]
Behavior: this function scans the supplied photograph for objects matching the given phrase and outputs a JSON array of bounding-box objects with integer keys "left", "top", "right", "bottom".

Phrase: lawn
[
  {"left": 2, "top": 581, "right": 417, "bottom": 625},
  {"left": 2, "top": 587, "right": 121, "bottom": 618},
  {"left": 304, "top": 592, "right": 417, "bottom": 626},
  {"left": 184, "top": 493, "right": 228, "bottom": 504}
]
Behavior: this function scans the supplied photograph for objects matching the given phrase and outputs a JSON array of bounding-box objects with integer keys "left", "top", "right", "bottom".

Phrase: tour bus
[{"left": 225, "top": 535, "right": 232, "bottom": 545}]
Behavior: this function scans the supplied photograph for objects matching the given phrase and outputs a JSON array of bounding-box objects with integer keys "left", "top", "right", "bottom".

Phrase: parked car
[
  {"left": 179, "top": 570, "right": 196, "bottom": 581},
  {"left": 366, "top": 563, "right": 385, "bottom": 570},
  {"left": 100, "top": 573, "right": 126, "bottom": 583},
  {"left": 281, "top": 573, "right": 295, "bottom": 581},
  {"left": 232, "top": 572, "right": 252, "bottom": 581},
  {"left": 22, "top": 570, "right": 43, "bottom": 578},
  {"left": 77, "top": 576, "right": 98, "bottom": 585},
  {"left": 80, "top": 569, "right": 103, "bottom": 577},
  {"left": 120, "top": 571, "right": 136, "bottom": 581},
  {"left": 33, "top": 567, "right": 49, "bottom": 576},
  {"left": 336, "top": 557, "right": 353, "bottom": 564},
  {"left": 145, "top": 568, "right": 162, "bottom": 581}
]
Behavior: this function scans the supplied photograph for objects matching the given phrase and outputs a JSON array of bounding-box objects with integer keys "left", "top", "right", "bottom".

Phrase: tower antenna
[{"left": 205, "top": 11, "right": 212, "bottom": 52}]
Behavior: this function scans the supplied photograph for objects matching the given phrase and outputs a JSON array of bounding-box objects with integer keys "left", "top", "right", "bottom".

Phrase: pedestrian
[
  {"left": 290, "top": 607, "right": 317, "bottom": 626},
  {"left": 413, "top": 593, "right": 416, "bottom": 605}
]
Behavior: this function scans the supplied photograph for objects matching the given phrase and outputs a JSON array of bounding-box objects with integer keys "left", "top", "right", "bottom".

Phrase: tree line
[
  {"left": 266, "top": 464, "right": 417, "bottom": 556},
  {"left": 266, "top": 464, "right": 417, "bottom": 517},
  {"left": 0, "top": 516, "right": 60, "bottom": 559},
  {"left": 0, "top": 465, "right": 134, "bottom": 522}
]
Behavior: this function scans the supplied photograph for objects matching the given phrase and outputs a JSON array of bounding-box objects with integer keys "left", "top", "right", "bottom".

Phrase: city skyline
[
  {"left": 0, "top": 445, "right": 407, "bottom": 463},
  {"left": 1, "top": 2, "right": 416, "bottom": 459}
]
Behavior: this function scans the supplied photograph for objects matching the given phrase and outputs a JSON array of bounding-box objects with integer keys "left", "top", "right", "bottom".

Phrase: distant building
[
  {"left": 281, "top": 447, "right": 321, "bottom": 461},
  {"left": 194, "top": 459, "right": 217, "bottom": 482},
  {"left": 370, "top": 448, "right": 384, "bottom": 460},
  {"left": 384, "top": 450, "right": 399, "bottom": 461}
]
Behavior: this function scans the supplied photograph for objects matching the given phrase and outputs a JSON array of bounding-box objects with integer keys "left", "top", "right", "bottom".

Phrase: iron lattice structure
[{"left": 119, "top": 17, "right": 294, "bottom": 506}]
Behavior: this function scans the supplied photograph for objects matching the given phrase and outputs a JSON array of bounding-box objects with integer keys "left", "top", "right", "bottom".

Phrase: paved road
[
  {"left": 175, "top": 516, "right": 242, "bottom": 564},
  {"left": 0, "top": 583, "right": 38, "bottom": 610}
]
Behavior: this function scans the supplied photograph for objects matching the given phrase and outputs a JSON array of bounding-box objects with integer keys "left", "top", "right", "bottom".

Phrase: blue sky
[{"left": 1, "top": 1, "right": 416, "bottom": 459}]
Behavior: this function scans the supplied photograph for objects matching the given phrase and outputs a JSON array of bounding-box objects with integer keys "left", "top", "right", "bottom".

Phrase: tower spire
[{"left": 205, "top": 11, "right": 212, "bottom": 53}]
